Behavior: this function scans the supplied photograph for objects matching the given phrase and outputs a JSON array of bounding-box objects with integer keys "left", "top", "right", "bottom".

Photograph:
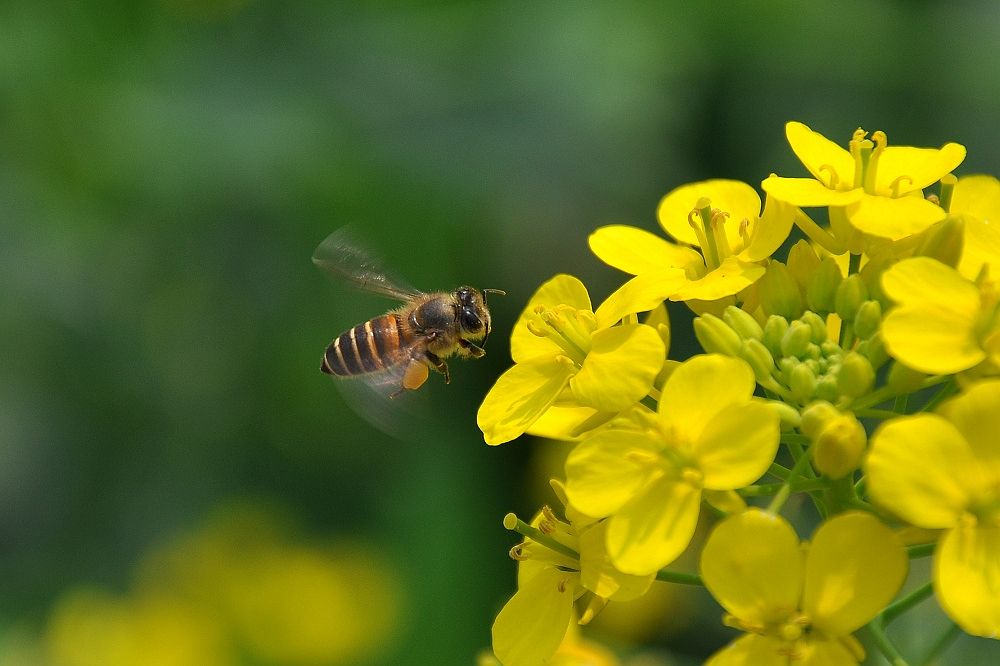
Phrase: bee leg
[
  {"left": 458, "top": 338, "right": 486, "bottom": 358},
  {"left": 424, "top": 351, "right": 451, "bottom": 384},
  {"left": 393, "top": 360, "right": 430, "bottom": 398}
]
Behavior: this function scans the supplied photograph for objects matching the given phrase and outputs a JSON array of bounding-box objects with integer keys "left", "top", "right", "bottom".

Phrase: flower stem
[
  {"left": 906, "top": 542, "right": 935, "bottom": 559},
  {"left": 866, "top": 617, "right": 909, "bottom": 666},
  {"left": 766, "top": 448, "right": 815, "bottom": 514},
  {"left": 918, "top": 622, "right": 960, "bottom": 666},
  {"left": 882, "top": 581, "right": 934, "bottom": 624},
  {"left": 654, "top": 569, "right": 703, "bottom": 586}
]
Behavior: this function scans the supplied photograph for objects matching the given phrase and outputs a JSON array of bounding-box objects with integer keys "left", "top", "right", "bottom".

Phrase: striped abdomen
[{"left": 321, "top": 313, "right": 412, "bottom": 376}]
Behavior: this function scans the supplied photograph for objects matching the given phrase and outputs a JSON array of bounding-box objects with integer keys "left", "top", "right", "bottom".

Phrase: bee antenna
[{"left": 481, "top": 288, "right": 506, "bottom": 303}]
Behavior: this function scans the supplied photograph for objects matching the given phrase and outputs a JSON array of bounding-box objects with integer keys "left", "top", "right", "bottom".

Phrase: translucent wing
[
  {"left": 312, "top": 227, "right": 422, "bottom": 301},
  {"left": 332, "top": 358, "right": 436, "bottom": 441}
]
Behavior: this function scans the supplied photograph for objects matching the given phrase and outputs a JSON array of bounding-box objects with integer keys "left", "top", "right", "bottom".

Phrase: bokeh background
[{"left": 3, "top": 1, "right": 1000, "bottom": 664}]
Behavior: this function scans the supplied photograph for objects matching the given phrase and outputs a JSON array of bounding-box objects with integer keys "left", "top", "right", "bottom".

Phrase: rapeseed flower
[
  {"left": 478, "top": 273, "right": 679, "bottom": 445},
  {"left": 700, "top": 510, "right": 907, "bottom": 665},
  {"left": 589, "top": 180, "right": 795, "bottom": 305},
  {"left": 866, "top": 380, "right": 1000, "bottom": 637},
  {"left": 763, "top": 121, "right": 965, "bottom": 242},
  {"left": 563, "top": 355, "right": 779, "bottom": 575},
  {"left": 949, "top": 174, "right": 1000, "bottom": 280},
  {"left": 880, "top": 256, "right": 1000, "bottom": 376}
]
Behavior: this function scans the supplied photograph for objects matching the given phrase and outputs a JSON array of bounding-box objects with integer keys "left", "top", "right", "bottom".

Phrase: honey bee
[{"left": 313, "top": 228, "right": 504, "bottom": 397}]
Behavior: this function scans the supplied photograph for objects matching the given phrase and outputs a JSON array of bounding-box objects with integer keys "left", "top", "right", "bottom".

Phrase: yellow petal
[
  {"left": 701, "top": 509, "right": 802, "bottom": 627},
  {"left": 564, "top": 430, "right": 660, "bottom": 518},
  {"left": 794, "top": 636, "right": 862, "bottom": 666},
  {"left": 935, "top": 523, "right": 1000, "bottom": 638},
  {"left": 668, "top": 257, "right": 766, "bottom": 302},
  {"left": 577, "top": 521, "right": 654, "bottom": 602},
  {"left": 523, "top": 404, "right": 598, "bottom": 441},
  {"left": 803, "top": 512, "right": 907, "bottom": 636},
  {"left": 866, "top": 414, "right": 976, "bottom": 528},
  {"left": 693, "top": 401, "right": 780, "bottom": 490},
  {"left": 951, "top": 175, "right": 1000, "bottom": 280},
  {"left": 588, "top": 225, "right": 703, "bottom": 275},
  {"left": 784, "top": 121, "right": 855, "bottom": 190},
  {"left": 761, "top": 175, "right": 863, "bottom": 207},
  {"left": 881, "top": 257, "right": 983, "bottom": 374},
  {"left": 478, "top": 358, "right": 575, "bottom": 445},
  {"left": 872, "top": 143, "right": 966, "bottom": 195},
  {"left": 492, "top": 567, "right": 575, "bottom": 666},
  {"left": 937, "top": 379, "right": 1000, "bottom": 468},
  {"left": 705, "top": 633, "right": 789, "bottom": 666},
  {"left": 606, "top": 477, "right": 701, "bottom": 575},
  {"left": 846, "top": 193, "right": 946, "bottom": 240},
  {"left": 570, "top": 324, "right": 664, "bottom": 412},
  {"left": 511, "top": 275, "right": 592, "bottom": 364},
  {"left": 657, "top": 179, "right": 761, "bottom": 249},
  {"left": 740, "top": 195, "right": 796, "bottom": 262},
  {"left": 658, "top": 355, "right": 756, "bottom": 446},
  {"left": 594, "top": 270, "right": 687, "bottom": 328}
]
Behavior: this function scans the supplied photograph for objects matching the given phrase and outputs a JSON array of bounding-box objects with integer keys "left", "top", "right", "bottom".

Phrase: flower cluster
[{"left": 480, "top": 122, "right": 1000, "bottom": 665}]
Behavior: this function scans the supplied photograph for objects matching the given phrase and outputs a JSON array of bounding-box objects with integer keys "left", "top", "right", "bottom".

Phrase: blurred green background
[{"left": 3, "top": 1, "right": 1000, "bottom": 664}]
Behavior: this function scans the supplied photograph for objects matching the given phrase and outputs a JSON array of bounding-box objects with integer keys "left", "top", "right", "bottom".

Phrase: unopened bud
[
  {"left": 815, "top": 375, "right": 840, "bottom": 403},
  {"left": 835, "top": 274, "right": 869, "bottom": 322},
  {"left": 759, "top": 261, "right": 803, "bottom": 319},
  {"left": 852, "top": 300, "right": 882, "bottom": 340},
  {"left": 789, "top": 362, "right": 817, "bottom": 404},
  {"left": 837, "top": 351, "right": 875, "bottom": 399},
  {"left": 765, "top": 399, "right": 802, "bottom": 430},
  {"left": 740, "top": 338, "right": 777, "bottom": 385},
  {"left": 812, "top": 414, "right": 867, "bottom": 479},
  {"left": 799, "top": 311, "right": 828, "bottom": 344},
  {"left": 917, "top": 215, "right": 965, "bottom": 269},
  {"left": 887, "top": 361, "right": 926, "bottom": 393},
  {"left": 807, "top": 257, "right": 843, "bottom": 314},
  {"left": 762, "top": 315, "right": 789, "bottom": 359},
  {"left": 780, "top": 320, "right": 813, "bottom": 358},
  {"left": 800, "top": 400, "right": 839, "bottom": 439},
  {"left": 694, "top": 314, "right": 742, "bottom": 356},
  {"left": 786, "top": 240, "right": 820, "bottom": 292},
  {"left": 855, "top": 335, "right": 889, "bottom": 370},
  {"left": 723, "top": 305, "right": 764, "bottom": 341}
]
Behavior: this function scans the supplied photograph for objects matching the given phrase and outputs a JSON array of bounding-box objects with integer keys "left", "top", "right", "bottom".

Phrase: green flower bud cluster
[{"left": 695, "top": 302, "right": 885, "bottom": 408}]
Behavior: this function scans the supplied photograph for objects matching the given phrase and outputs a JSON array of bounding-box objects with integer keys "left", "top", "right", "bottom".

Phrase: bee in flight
[{"left": 313, "top": 228, "right": 504, "bottom": 397}]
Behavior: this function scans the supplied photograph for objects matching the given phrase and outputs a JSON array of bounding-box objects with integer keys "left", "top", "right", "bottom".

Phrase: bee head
[{"left": 455, "top": 287, "right": 505, "bottom": 341}]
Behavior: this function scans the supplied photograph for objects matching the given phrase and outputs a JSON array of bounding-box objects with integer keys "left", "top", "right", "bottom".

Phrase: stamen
[
  {"left": 889, "top": 174, "right": 913, "bottom": 198},
  {"left": 817, "top": 164, "right": 840, "bottom": 190},
  {"left": 863, "top": 130, "right": 888, "bottom": 193},
  {"left": 710, "top": 210, "right": 732, "bottom": 260},
  {"left": 738, "top": 217, "right": 752, "bottom": 250},
  {"left": 687, "top": 206, "right": 713, "bottom": 262}
]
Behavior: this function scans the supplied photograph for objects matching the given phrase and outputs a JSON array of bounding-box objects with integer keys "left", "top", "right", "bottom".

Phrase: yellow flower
[
  {"left": 763, "top": 121, "right": 965, "bottom": 241},
  {"left": 949, "top": 174, "right": 1000, "bottom": 280},
  {"left": 589, "top": 180, "right": 795, "bottom": 306},
  {"left": 492, "top": 482, "right": 653, "bottom": 666},
  {"left": 700, "top": 510, "right": 908, "bottom": 665},
  {"left": 866, "top": 380, "right": 1000, "bottom": 637},
  {"left": 564, "top": 355, "right": 780, "bottom": 575},
  {"left": 478, "top": 274, "right": 677, "bottom": 445},
  {"left": 881, "top": 256, "right": 1000, "bottom": 376}
]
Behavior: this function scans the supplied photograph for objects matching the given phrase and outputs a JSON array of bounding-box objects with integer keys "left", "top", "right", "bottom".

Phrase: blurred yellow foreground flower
[
  {"left": 867, "top": 380, "right": 1000, "bottom": 637},
  {"left": 700, "top": 510, "right": 907, "bottom": 665}
]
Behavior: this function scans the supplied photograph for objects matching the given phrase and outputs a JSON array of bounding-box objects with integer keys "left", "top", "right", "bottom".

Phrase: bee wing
[
  {"left": 312, "top": 227, "right": 423, "bottom": 301},
  {"left": 332, "top": 359, "right": 435, "bottom": 441}
]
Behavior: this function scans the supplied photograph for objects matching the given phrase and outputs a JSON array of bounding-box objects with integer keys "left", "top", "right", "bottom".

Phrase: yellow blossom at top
[
  {"left": 589, "top": 180, "right": 795, "bottom": 306},
  {"left": 763, "top": 121, "right": 966, "bottom": 241},
  {"left": 563, "top": 355, "right": 779, "bottom": 575},
  {"left": 700, "top": 510, "right": 907, "bottom": 665},
  {"left": 866, "top": 380, "right": 1000, "bottom": 637},
  {"left": 478, "top": 273, "right": 681, "bottom": 445},
  {"left": 949, "top": 174, "right": 1000, "bottom": 280}
]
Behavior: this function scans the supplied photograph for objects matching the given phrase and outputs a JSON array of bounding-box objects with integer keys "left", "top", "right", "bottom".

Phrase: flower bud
[
  {"left": 852, "top": 300, "right": 882, "bottom": 340},
  {"left": 855, "top": 335, "right": 889, "bottom": 370},
  {"left": 740, "top": 338, "right": 777, "bottom": 385},
  {"left": 780, "top": 320, "right": 813, "bottom": 358},
  {"left": 835, "top": 274, "right": 869, "bottom": 322},
  {"left": 762, "top": 315, "right": 789, "bottom": 359},
  {"left": 723, "top": 305, "right": 764, "bottom": 341},
  {"left": 759, "top": 262, "right": 803, "bottom": 319},
  {"left": 789, "top": 362, "right": 817, "bottom": 404},
  {"left": 806, "top": 257, "right": 843, "bottom": 314},
  {"left": 887, "top": 360, "right": 926, "bottom": 393},
  {"left": 765, "top": 399, "right": 802, "bottom": 430},
  {"left": 693, "top": 314, "right": 742, "bottom": 356},
  {"left": 786, "top": 240, "right": 820, "bottom": 292},
  {"left": 812, "top": 414, "right": 867, "bottom": 479},
  {"left": 917, "top": 215, "right": 965, "bottom": 269},
  {"left": 799, "top": 311, "right": 828, "bottom": 344},
  {"left": 815, "top": 374, "right": 840, "bottom": 403},
  {"left": 837, "top": 351, "right": 875, "bottom": 399},
  {"left": 800, "top": 400, "right": 839, "bottom": 439}
]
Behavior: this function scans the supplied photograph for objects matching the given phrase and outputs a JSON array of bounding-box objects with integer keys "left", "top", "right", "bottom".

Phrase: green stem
[
  {"left": 851, "top": 375, "right": 949, "bottom": 410},
  {"left": 793, "top": 209, "right": 847, "bottom": 254},
  {"left": 918, "top": 622, "right": 960, "bottom": 666},
  {"left": 893, "top": 393, "right": 909, "bottom": 414},
  {"left": 503, "top": 514, "right": 579, "bottom": 561},
  {"left": 738, "top": 478, "right": 828, "bottom": 497},
  {"left": 767, "top": 462, "right": 791, "bottom": 480},
  {"left": 854, "top": 408, "right": 902, "bottom": 420},
  {"left": 882, "top": 581, "right": 934, "bottom": 625},
  {"left": 766, "top": 447, "right": 815, "bottom": 514},
  {"left": 654, "top": 569, "right": 703, "bottom": 586},
  {"left": 867, "top": 618, "right": 909, "bottom": 666},
  {"left": 922, "top": 378, "right": 958, "bottom": 412},
  {"left": 907, "top": 542, "right": 936, "bottom": 559}
]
